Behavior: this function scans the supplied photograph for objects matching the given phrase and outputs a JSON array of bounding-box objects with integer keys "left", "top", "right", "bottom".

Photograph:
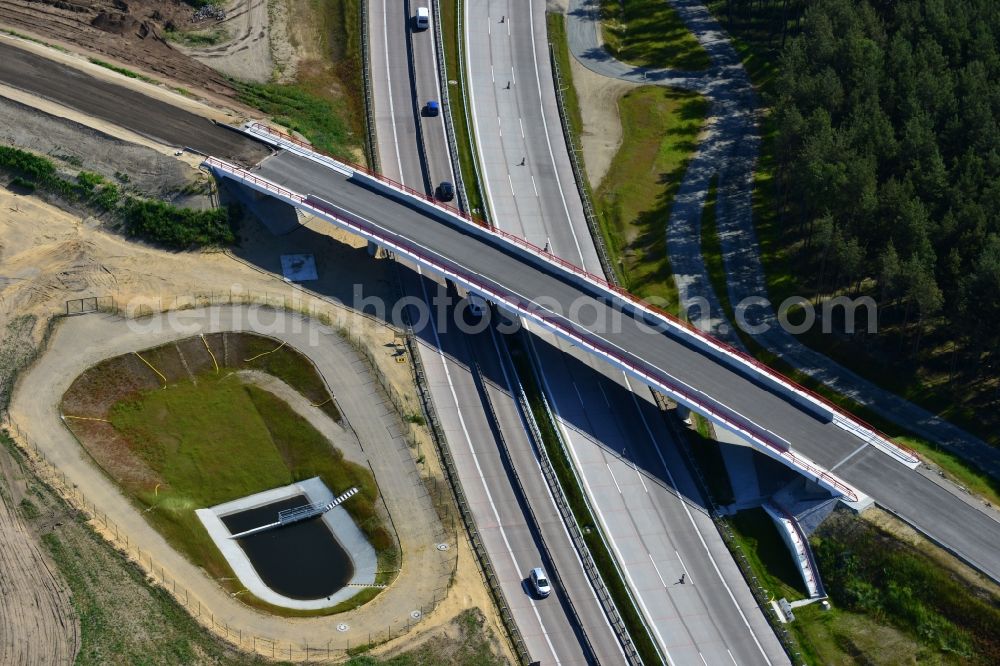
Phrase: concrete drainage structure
[{"left": 197, "top": 477, "right": 378, "bottom": 610}]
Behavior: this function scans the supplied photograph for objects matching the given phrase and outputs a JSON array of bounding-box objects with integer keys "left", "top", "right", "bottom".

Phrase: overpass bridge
[
  {"left": 209, "top": 125, "right": 909, "bottom": 502},
  {"left": 206, "top": 124, "right": 1000, "bottom": 585}
]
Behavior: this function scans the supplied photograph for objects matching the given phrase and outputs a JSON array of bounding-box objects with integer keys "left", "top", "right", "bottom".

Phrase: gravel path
[
  {"left": 565, "top": 0, "right": 1000, "bottom": 477},
  {"left": 9, "top": 306, "right": 452, "bottom": 654}
]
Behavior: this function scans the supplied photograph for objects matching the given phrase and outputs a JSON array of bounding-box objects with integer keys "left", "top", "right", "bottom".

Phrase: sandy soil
[
  {"left": 0, "top": 443, "right": 80, "bottom": 666},
  {"left": 569, "top": 57, "right": 636, "bottom": 188},
  {"left": 0, "top": 0, "right": 236, "bottom": 98},
  {"left": 0, "top": 180, "right": 510, "bottom": 663},
  {"left": 179, "top": 0, "right": 273, "bottom": 83}
]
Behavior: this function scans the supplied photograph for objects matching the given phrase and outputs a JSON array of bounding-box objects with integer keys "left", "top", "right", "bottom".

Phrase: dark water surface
[{"left": 221, "top": 495, "right": 354, "bottom": 600}]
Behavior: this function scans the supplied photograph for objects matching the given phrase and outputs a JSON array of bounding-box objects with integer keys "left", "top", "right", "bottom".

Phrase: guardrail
[
  {"left": 505, "top": 345, "right": 644, "bottom": 664},
  {"left": 547, "top": 41, "right": 618, "bottom": 286},
  {"left": 472, "top": 361, "right": 599, "bottom": 664},
  {"left": 206, "top": 157, "right": 860, "bottom": 502},
  {"left": 661, "top": 413, "right": 807, "bottom": 665},
  {"left": 359, "top": 0, "right": 381, "bottom": 173},
  {"left": 238, "top": 107, "right": 917, "bottom": 476},
  {"left": 430, "top": 0, "right": 469, "bottom": 213},
  {"left": 453, "top": 0, "right": 493, "bottom": 225},
  {"left": 403, "top": 333, "right": 532, "bottom": 664}
]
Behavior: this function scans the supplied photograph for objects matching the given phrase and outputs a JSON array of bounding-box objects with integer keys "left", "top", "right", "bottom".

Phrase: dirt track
[
  {"left": 0, "top": 442, "right": 80, "bottom": 665},
  {"left": 0, "top": 0, "right": 235, "bottom": 97},
  {"left": 0, "top": 39, "right": 269, "bottom": 165}
]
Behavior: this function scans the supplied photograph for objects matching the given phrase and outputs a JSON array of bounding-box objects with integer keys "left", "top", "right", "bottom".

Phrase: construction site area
[{"left": 0, "top": 1, "right": 510, "bottom": 662}]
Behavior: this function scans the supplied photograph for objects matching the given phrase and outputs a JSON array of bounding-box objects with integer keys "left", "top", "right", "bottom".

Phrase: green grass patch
[
  {"left": 105, "top": 372, "right": 391, "bottom": 610},
  {"left": 165, "top": 28, "right": 228, "bottom": 47},
  {"left": 233, "top": 81, "right": 358, "bottom": 160},
  {"left": 547, "top": 13, "right": 584, "bottom": 142},
  {"left": 601, "top": 0, "right": 711, "bottom": 71},
  {"left": 809, "top": 512, "right": 1000, "bottom": 664},
  {"left": 509, "top": 338, "right": 663, "bottom": 665},
  {"left": 239, "top": 336, "right": 341, "bottom": 422},
  {"left": 728, "top": 508, "right": 808, "bottom": 601},
  {"left": 88, "top": 58, "right": 159, "bottom": 85},
  {"left": 440, "top": 0, "right": 485, "bottom": 216},
  {"left": 595, "top": 86, "right": 708, "bottom": 313}
]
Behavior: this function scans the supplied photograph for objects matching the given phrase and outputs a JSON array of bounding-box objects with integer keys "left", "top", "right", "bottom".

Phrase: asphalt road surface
[
  {"left": 367, "top": 3, "right": 619, "bottom": 661},
  {"left": 248, "top": 150, "right": 1000, "bottom": 587},
  {"left": 464, "top": 2, "right": 786, "bottom": 662},
  {"left": 0, "top": 41, "right": 268, "bottom": 165}
]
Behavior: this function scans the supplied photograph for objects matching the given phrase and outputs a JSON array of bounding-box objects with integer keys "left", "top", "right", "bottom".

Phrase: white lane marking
[
  {"left": 572, "top": 382, "right": 584, "bottom": 406},
  {"left": 485, "top": 327, "right": 627, "bottom": 663},
  {"left": 623, "top": 374, "right": 773, "bottom": 665},
  {"left": 382, "top": 0, "right": 405, "bottom": 182},
  {"left": 649, "top": 554, "right": 667, "bottom": 588},
  {"left": 831, "top": 442, "right": 868, "bottom": 471},
  {"left": 519, "top": 117, "right": 525, "bottom": 138},
  {"left": 424, "top": 1, "right": 456, "bottom": 179},
  {"left": 598, "top": 382, "right": 611, "bottom": 407},
  {"left": 634, "top": 462, "right": 649, "bottom": 493},
  {"left": 527, "top": 4, "right": 589, "bottom": 268},
  {"left": 511, "top": 65, "right": 517, "bottom": 85},
  {"left": 488, "top": 16, "right": 491, "bottom": 35},
  {"left": 417, "top": 271, "right": 560, "bottom": 664},
  {"left": 606, "top": 463, "right": 623, "bottom": 494},
  {"left": 676, "top": 550, "right": 692, "bottom": 584},
  {"left": 497, "top": 116, "right": 503, "bottom": 137},
  {"left": 491, "top": 64, "right": 495, "bottom": 83},
  {"left": 729, "top": 649, "right": 739, "bottom": 665},
  {"left": 531, "top": 175, "right": 539, "bottom": 197},
  {"left": 507, "top": 174, "right": 515, "bottom": 196},
  {"left": 699, "top": 653, "right": 709, "bottom": 666},
  {"left": 524, "top": 326, "right": 674, "bottom": 666},
  {"left": 466, "top": 0, "right": 497, "bottom": 219}
]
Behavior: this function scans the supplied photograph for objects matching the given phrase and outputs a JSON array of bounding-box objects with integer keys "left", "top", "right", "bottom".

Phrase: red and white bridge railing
[{"left": 205, "top": 156, "right": 863, "bottom": 502}]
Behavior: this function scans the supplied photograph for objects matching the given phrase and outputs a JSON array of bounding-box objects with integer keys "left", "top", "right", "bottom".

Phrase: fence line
[{"left": 0, "top": 296, "right": 470, "bottom": 662}]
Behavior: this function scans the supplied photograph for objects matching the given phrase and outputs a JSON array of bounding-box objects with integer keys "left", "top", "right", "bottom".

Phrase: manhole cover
[
  {"left": 436, "top": 543, "right": 450, "bottom": 551},
  {"left": 410, "top": 610, "right": 421, "bottom": 619},
  {"left": 337, "top": 623, "right": 349, "bottom": 632}
]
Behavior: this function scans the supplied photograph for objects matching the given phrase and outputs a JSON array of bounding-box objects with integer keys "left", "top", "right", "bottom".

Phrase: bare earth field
[{"left": 0, "top": 0, "right": 235, "bottom": 97}]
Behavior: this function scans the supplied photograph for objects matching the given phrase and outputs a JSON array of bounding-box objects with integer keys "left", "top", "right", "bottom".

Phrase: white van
[{"left": 414, "top": 7, "right": 430, "bottom": 30}]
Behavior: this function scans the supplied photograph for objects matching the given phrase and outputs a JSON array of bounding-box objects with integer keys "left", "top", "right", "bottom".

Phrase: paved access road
[
  {"left": 0, "top": 40, "right": 268, "bottom": 165},
  {"left": 8, "top": 307, "right": 452, "bottom": 652}
]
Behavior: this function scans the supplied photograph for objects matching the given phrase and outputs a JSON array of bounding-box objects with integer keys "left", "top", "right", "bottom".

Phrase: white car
[
  {"left": 529, "top": 567, "right": 551, "bottom": 598},
  {"left": 414, "top": 7, "right": 430, "bottom": 30}
]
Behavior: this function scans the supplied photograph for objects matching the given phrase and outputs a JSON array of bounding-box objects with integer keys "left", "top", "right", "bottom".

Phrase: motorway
[
  {"left": 5, "top": 16, "right": 1000, "bottom": 661},
  {"left": 463, "top": 1, "right": 787, "bottom": 662},
  {"left": 367, "top": 2, "right": 621, "bottom": 662},
  {"left": 240, "top": 148, "right": 1000, "bottom": 588}
]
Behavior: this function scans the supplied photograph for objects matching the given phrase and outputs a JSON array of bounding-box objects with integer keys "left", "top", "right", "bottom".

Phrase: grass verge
[
  {"left": 440, "top": 0, "right": 486, "bottom": 216},
  {"left": 600, "top": 0, "right": 711, "bottom": 70},
  {"left": 1, "top": 430, "right": 259, "bottom": 665},
  {"left": 1, "top": 145, "right": 234, "bottom": 248},
  {"left": 594, "top": 86, "right": 708, "bottom": 313},
  {"left": 103, "top": 374, "right": 391, "bottom": 612},
  {"left": 509, "top": 337, "right": 663, "bottom": 665},
  {"left": 89, "top": 58, "right": 160, "bottom": 85}
]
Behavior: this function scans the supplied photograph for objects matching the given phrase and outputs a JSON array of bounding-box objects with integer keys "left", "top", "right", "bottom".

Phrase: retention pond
[{"left": 221, "top": 495, "right": 354, "bottom": 600}]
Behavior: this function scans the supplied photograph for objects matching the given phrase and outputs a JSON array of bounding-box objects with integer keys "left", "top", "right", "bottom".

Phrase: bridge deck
[{"left": 238, "top": 150, "right": 1000, "bottom": 583}]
